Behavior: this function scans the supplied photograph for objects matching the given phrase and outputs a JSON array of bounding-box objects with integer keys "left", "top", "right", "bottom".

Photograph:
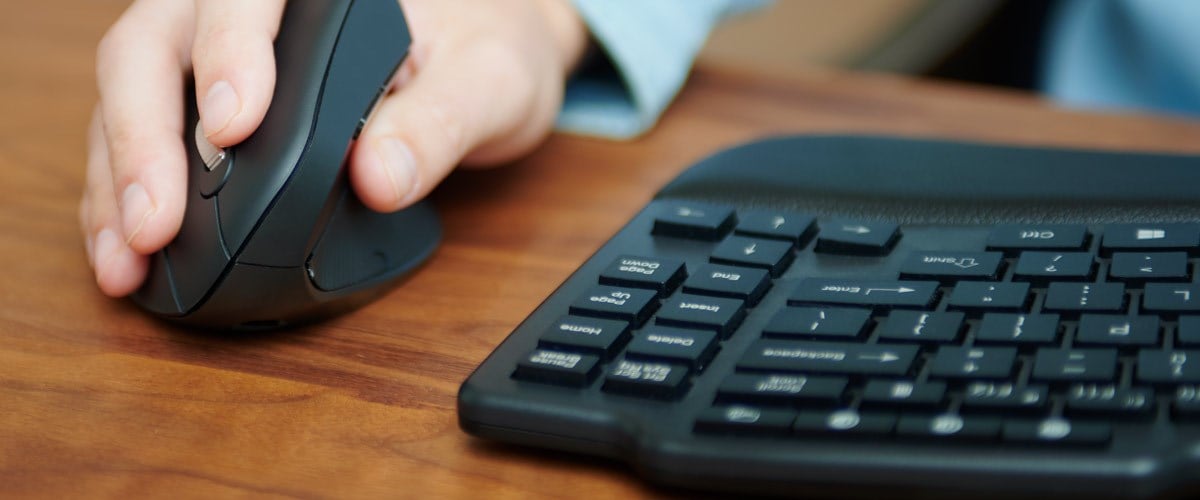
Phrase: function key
[
  {"left": 789, "top": 278, "right": 939, "bottom": 310},
  {"left": 814, "top": 220, "right": 900, "bottom": 256},
  {"left": 946, "top": 282, "right": 1030, "bottom": 312},
  {"left": 738, "top": 340, "right": 919, "bottom": 376},
  {"left": 1012, "top": 252, "right": 1094, "bottom": 282},
  {"left": 602, "top": 359, "right": 690, "bottom": 399},
  {"left": 681, "top": 264, "right": 770, "bottom": 305},
  {"left": 710, "top": 235, "right": 795, "bottom": 277},
  {"left": 1042, "top": 282, "right": 1125, "bottom": 313},
  {"left": 599, "top": 255, "right": 686, "bottom": 294},
  {"left": 716, "top": 373, "right": 847, "bottom": 406},
  {"left": 1108, "top": 252, "right": 1189, "bottom": 283},
  {"left": 1074, "top": 315, "right": 1159, "bottom": 347},
  {"left": 974, "top": 313, "right": 1060, "bottom": 345},
  {"left": 539, "top": 315, "right": 631, "bottom": 358},
  {"left": 512, "top": 349, "right": 601, "bottom": 387},
  {"left": 987, "top": 224, "right": 1088, "bottom": 253},
  {"left": 1136, "top": 350, "right": 1200, "bottom": 383},
  {"left": 734, "top": 210, "right": 816, "bottom": 245},
  {"left": 569, "top": 285, "right": 658, "bottom": 325},
  {"left": 899, "top": 252, "right": 1003, "bottom": 282},
  {"left": 655, "top": 294, "right": 746, "bottom": 338},
  {"left": 1144, "top": 284, "right": 1200, "bottom": 313},
  {"left": 876, "top": 311, "right": 965, "bottom": 344},
  {"left": 927, "top": 346, "right": 1017, "bottom": 379},
  {"left": 625, "top": 326, "right": 719, "bottom": 369},
  {"left": 793, "top": 409, "right": 896, "bottom": 436},
  {"left": 1002, "top": 418, "right": 1111, "bottom": 445},
  {"left": 694, "top": 406, "right": 796, "bottom": 436},
  {"left": 1031, "top": 348, "right": 1118, "bottom": 383},
  {"left": 651, "top": 202, "right": 735, "bottom": 241},
  {"left": 1101, "top": 223, "right": 1200, "bottom": 254},
  {"left": 762, "top": 307, "right": 872, "bottom": 340}
]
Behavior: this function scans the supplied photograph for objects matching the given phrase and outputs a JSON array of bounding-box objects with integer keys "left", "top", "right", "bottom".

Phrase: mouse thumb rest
[{"left": 131, "top": 0, "right": 441, "bottom": 329}]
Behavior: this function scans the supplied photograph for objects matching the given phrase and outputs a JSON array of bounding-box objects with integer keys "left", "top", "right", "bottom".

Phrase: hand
[{"left": 81, "top": 0, "right": 587, "bottom": 296}]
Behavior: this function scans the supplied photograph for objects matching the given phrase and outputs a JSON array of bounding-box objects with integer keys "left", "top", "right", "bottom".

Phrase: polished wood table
[{"left": 5, "top": 1, "right": 1200, "bottom": 498}]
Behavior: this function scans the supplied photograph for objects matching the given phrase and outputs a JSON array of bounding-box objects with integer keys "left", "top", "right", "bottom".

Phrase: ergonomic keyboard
[{"left": 457, "top": 135, "right": 1200, "bottom": 498}]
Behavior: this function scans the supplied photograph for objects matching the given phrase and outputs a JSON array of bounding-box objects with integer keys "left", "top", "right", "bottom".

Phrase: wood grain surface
[{"left": 4, "top": 1, "right": 1200, "bottom": 498}]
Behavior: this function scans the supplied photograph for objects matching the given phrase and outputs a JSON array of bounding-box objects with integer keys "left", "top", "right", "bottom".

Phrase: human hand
[{"left": 81, "top": 0, "right": 587, "bottom": 296}]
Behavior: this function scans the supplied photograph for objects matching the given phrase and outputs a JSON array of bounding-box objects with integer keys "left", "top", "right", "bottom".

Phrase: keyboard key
[
  {"left": 599, "top": 255, "right": 686, "bottom": 294},
  {"left": 860, "top": 380, "right": 946, "bottom": 408},
  {"left": 974, "top": 313, "right": 1060, "bottom": 345},
  {"left": 1002, "top": 418, "right": 1111, "bottom": 445},
  {"left": 962, "top": 382, "right": 1049, "bottom": 412},
  {"left": 1032, "top": 348, "right": 1118, "bottom": 382},
  {"left": 734, "top": 210, "right": 816, "bottom": 245},
  {"left": 896, "top": 414, "right": 1002, "bottom": 441},
  {"left": 814, "top": 220, "right": 900, "bottom": 256},
  {"left": 1042, "top": 283, "right": 1125, "bottom": 313},
  {"left": 1174, "top": 385, "right": 1200, "bottom": 415},
  {"left": 1075, "top": 315, "right": 1159, "bottom": 347},
  {"left": 1179, "top": 316, "right": 1200, "bottom": 345},
  {"left": 513, "top": 350, "right": 601, "bottom": 387},
  {"left": 538, "top": 315, "right": 631, "bottom": 358},
  {"left": 602, "top": 359, "right": 690, "bottom": 399},
  {"left": 946, "top": 282, "right": 1030, "bottom": 311},
  {"left": 789, "top": 279, "right": 939, "bottom": 310},
  {"left": 651, "top": 202, "right": 735, "bottom": 241},
  {"left": 738, "top": 340, "right": 919, "bottom": 376},
  {"left": 876, "top": 311, "right": 965, "bottom": 344},
  {"left": 1143, "top": 284, "right": 1200, "bottom": 313},
  {"left": 1102, "top": 223, "right": 1200, "bottom": 254},
  {"left": 899, "top": 252, "right": 1003, "bottom": 282},
  {"left": 987, "top": 224, "right": 1089, "bottom": 253},
  {"left": 1109, "top": 252, "right": 1189, "bottom": 283},
  {"left": 655, "top": 294, "right": 746, "bottom": 338},
  {"left": 710, "top": 235, "right": 795, "bottom": 277},
  {"left": 716, "top": 373, "right": 847, "bottom": 406},
  {"left": 1013, "top": 252, "right": 1094, "bottom": 282},
  {"left": 682, "top": 264, "right": 770, "bottom": 305},
  {"left": 694, "top": 406, "right": 796, "bottom": 436},
  {"left": 762, "top": 307, "right": 871, "bottom": 339},
  {"left": 927, "top": 347, "right": 1017, "bottom": 379},
  {"left": 569, "top": 286, "right": 659, "bottom": 325},
  {"left": 1065, "top": 384, "right": 1155, "bottom": 417},
  {"left": 793, "top": 409, "right": 895, "bottom": 436},
  {"left": 625, "top": 326, "right": 719, "bottom": 369},
  {"left": 1137, "top": 350, "right": 1200, "bottom": 383}
]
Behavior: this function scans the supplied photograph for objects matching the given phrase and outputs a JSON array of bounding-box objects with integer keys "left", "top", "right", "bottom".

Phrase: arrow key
[
  {"left": 710, "top": 235, "right": 795, "bottom": 277},
  {"left": 815, "top": 220, "right": 900, "bottom": 256},
  {"left": 927, "top": 346, "right": 1017, "bottom": 379}
]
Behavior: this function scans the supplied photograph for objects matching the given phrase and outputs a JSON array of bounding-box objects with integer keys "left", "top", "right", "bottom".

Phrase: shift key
[
  {"left": 790, "top": 279, "right": 939, "bottom": 310},
  {"left": 739, "top": 339, "right": 919, "bottom": 376}
]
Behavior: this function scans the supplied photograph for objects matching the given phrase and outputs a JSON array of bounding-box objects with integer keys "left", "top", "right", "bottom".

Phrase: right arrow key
[{"left": 815, "top": 220, "right": 900, "bottom": 256}]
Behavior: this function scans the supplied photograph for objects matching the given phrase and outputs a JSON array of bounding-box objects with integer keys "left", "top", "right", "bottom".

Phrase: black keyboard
[{"left": 457, "top": 135, "right": 1200, "bottom": 498}]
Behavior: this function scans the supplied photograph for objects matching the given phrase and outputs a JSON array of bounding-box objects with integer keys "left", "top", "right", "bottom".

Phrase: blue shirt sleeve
[
  {"left": 558, "top": 0, "right": 767, "bottom": 139},
  {"left": 1042, "top": 0, "right": 1200, "bottom": 119}
]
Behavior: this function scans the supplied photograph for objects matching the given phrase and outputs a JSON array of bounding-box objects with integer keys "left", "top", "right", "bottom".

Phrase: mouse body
[{"left": 131, "top": 0, "right": 441, "bottom": 329}]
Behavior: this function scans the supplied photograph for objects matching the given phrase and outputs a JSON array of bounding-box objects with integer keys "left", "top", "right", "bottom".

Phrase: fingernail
[
  {"left": 202, "top": 80, "right": 240, "bottom": 137},
  {"left": 94, "top": 228, "right": 121, "bottom": 272},
  {"left": 121, "top": 183, "right": 156, "bottom": 244},
  {"left": 373, "top": 138, "right": 417, "bottom": 207}
]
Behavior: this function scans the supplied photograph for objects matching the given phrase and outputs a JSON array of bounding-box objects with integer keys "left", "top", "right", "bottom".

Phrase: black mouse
[{"left": 131, "top": 0, "right": 441, "bottom": 330}]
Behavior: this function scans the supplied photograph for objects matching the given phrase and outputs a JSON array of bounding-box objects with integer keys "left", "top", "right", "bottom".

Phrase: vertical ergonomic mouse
[{"left": 131, "top": 0, "right": 441, "bottom": 329}]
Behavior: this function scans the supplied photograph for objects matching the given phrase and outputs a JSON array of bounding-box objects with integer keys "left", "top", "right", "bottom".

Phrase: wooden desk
[{"left": 4, "top": 2, "right": 1200, "bottom": 498}]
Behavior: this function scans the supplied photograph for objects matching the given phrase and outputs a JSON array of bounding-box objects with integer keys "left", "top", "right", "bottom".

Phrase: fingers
[
  {"left": 84, "top": 109, "right": 149, "bottom": 297},
  {"left": 191, "top": 0, "right": 286, "bottom": 146},
  {"left": 349, "top": 40, "right": 559, "bottom": 212},
  {"left": 95, "top": 0, "right": 193, "bottom": 254}
]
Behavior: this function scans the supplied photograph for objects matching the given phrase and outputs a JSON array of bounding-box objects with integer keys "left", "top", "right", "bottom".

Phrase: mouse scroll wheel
[{"left": 194, "top": 121, "right": 227, "bottom": 172}]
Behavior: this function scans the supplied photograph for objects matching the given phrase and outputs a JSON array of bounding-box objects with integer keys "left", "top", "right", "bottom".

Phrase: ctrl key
[
  {"left": 512, "top": 350, "right": 600, "bottom": 387},
  {"left": 602, "top": 359, "right": 690, "bottom": 399}
]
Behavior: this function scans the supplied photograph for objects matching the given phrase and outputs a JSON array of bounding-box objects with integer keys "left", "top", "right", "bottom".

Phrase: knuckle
[{"left": 414, "top": 96, "right": 467, "bottom": 159}]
